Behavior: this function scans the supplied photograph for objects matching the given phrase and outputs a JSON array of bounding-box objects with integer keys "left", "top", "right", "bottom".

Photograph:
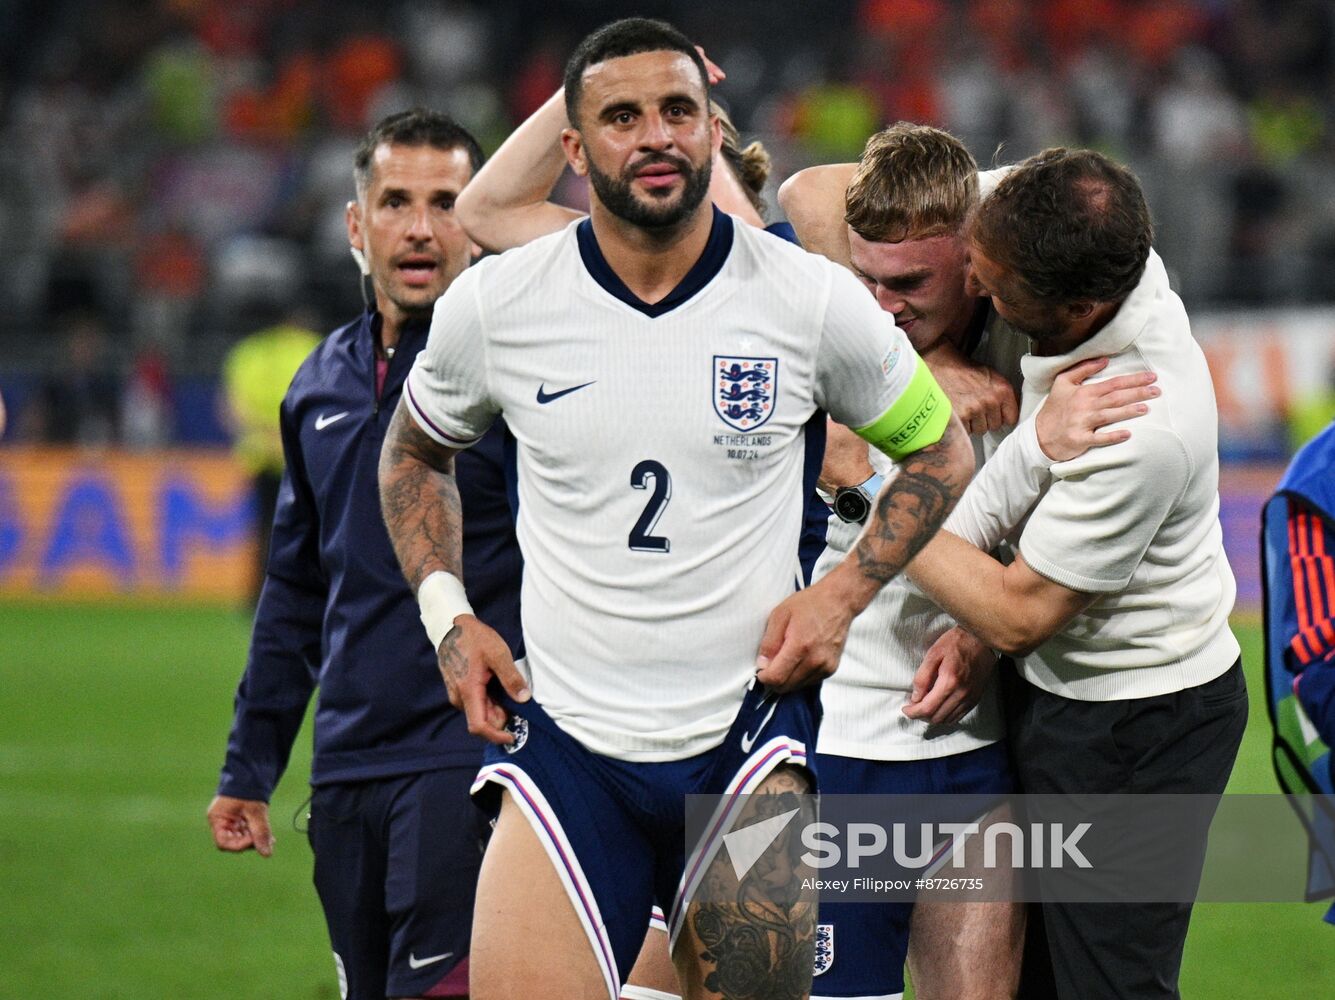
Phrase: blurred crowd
[{"left": 0, "top": 0, "right": 1331, "bottom": 446}]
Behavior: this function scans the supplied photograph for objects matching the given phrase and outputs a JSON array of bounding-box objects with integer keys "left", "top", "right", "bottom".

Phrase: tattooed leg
[{"left": 676, "top": 766, "right": 818, "bottom": 1000}]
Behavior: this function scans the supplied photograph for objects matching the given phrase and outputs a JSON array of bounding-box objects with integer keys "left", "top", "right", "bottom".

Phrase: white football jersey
[
  {"left": 815, "top": 307, "right": 1029, "bottom": 760},
  {"left": 406, "top": 210, "right": 925, "bottom": 760}
]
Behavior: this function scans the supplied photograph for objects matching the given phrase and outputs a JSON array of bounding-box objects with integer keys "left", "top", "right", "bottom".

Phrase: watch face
[{"left": 834, "top": 489, "right": 870, "bottom": 523}]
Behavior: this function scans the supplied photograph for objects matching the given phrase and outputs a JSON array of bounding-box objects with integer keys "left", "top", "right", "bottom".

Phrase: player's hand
[
  {"left": 439, "top": 615, "right": 530, "bottom": 746},
  {"left": 695, "top": 45, "right": 726, "bottom": 85},
  {"left": 902, "top": 627, "right": 997, "bottom": 726},
  {"left": 921, "top": 340, "right": 1018, "bottom": 436},
  {"left": 207, "top": 795, "right": 274, "bottom": 857},
  {"left": 755, "top": 579, "right": 855, "bottom": 692},
  {"left": 1036, "top": 357, "right": 1159, "bottom": 462},
  {"left": 817, "top": 419, "right": 875, "bottom": 493}
]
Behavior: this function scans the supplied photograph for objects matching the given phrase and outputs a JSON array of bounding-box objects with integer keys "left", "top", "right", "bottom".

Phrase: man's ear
[
  {"left": 346, "top": 199, "right": 365, "bottom": 252},
  {"left": 710, "top": 112, "right": 723, "bottom": 158},
  {"left": 1067, "top": 300, "right": 1096, "bottom": 321},
  {"left": 346, "top": 200, "right": 371, "bottom": 275},
  {"left": 562, "top": 127, "right": 588, "bottom": 178}
]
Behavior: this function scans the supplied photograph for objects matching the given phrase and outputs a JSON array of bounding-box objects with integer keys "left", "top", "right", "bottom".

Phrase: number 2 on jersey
[{"left": 628, "top": 460, "right": 671, "bottom": 553}]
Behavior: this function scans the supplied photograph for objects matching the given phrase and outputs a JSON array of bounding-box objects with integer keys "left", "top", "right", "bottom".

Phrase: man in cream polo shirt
[{"left": 906, "top": 148, "right": 1247, "bottom": 1000}]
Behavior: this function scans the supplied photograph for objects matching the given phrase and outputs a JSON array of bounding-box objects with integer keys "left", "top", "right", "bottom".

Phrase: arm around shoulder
[{"left": 777, "top": 163, "right": 857, "bottom": 268}]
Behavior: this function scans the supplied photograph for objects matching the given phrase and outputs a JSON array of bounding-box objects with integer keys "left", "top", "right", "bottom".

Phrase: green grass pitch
[{"left": 0, "top": 604, "right": 1331, "bottom": 997}]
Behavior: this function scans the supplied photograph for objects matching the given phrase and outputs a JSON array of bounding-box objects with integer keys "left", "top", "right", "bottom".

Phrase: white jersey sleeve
[
  {"left": 944, "top": 416, "right": 1053, "bottom": 551},
  {"left": 814, "top": 264, "right": 952, "bottom": 460},
  {"left": 404, "top": 263, "right": 498, "bottom": 448}
]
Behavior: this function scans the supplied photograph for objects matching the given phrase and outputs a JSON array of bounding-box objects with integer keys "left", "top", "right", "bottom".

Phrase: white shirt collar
[{"left": 1019, "top": 249, "right": 1167, "bottom": 395}]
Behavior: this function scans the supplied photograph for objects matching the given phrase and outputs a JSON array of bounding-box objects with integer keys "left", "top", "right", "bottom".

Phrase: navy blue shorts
[
  {"left": 308, "top": 766, "right": 487, "bottom": 999},
  {"left": 809, "top": 742, "right": 1015, "bottom": 1000},
  {"left": 472, "top": 680, "right": 820, "bottom": 1000}
]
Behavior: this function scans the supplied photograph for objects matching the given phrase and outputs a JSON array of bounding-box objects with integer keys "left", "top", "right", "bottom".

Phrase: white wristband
[{"left": 418, "top": 571, "right": 474, "bottom": 651}]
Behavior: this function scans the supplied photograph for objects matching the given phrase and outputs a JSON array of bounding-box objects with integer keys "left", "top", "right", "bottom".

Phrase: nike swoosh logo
[
  {"left": 740, "top": 698, "right": 778, "bottom": 753},
  {"left": 536, "top": 381, "right": 596, "bottom": 405},
  {"left": 408, "top": 951, "right": 453, "bottom": 970},
  {"left": 315, "top": 411, "right": 350, "bottom": 430}
]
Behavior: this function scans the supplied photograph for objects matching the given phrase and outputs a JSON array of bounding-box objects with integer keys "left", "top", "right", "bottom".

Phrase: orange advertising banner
[
  {"left": 0, "top": 447, "right": 256, "bottom": 601},
  {"left": 1194, "top": 307, "right": 1335, "bottom": 443}
]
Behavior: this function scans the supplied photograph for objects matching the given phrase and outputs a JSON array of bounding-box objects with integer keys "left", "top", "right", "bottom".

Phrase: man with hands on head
[{"left": 380, "top": 18, "right": 975, "bottom": 1000}]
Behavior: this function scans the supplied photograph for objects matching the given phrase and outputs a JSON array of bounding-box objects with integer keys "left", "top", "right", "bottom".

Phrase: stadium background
[{"left": 0, "top": 0, "right": 1332, "bottom": 995}]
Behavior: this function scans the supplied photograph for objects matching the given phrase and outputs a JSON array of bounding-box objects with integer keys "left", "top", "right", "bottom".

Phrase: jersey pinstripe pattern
[{"left": 407, "top": 214, "right": 923, "bottom": 760}]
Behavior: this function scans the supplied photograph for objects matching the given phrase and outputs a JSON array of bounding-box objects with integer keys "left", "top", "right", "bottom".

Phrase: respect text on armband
[{"left": 885, "top": 394, "right": 940, "bottom": 450}]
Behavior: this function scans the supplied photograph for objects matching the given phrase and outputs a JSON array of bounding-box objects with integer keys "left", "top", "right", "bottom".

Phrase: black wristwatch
[{"left": 833, "top": 472, "right": 885, "bottom": 524}]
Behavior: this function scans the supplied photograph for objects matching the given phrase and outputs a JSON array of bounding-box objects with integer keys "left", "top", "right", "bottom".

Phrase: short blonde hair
[
  {"left": 843, "top": 123, "right": 979, "bottom": 242},
  {"left": 714, "top": 101, "right": 771, "bottom": 215}
]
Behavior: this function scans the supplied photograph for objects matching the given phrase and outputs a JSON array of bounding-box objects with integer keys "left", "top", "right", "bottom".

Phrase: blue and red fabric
[{"left": 1262, "top": 419, "right": 1335, "bottom": 920}]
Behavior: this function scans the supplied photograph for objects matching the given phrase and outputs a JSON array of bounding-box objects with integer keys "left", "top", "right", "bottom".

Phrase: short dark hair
[
  {"left": 563, "top": 17, "right": 708, "bottom": 126},
  {"left": 353, "top": 108, "right": 485, "bottom": 199},
  {"left": 971, "top": 148, "right": 1153, "bottom": 305}
]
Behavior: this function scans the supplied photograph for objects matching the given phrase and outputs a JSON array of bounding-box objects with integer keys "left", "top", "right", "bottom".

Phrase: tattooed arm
[
  {"left": 849, "top": 414, "right": 974, "bottom": 587},
  {"left": 379, "top": 399, "right": 529, "bottom": 744},
  {"left": 379, "top": 398, "right": 466, "bottom": 588},
  {"left": 755, "top": 414, "right": 974, "bottom": 691}
]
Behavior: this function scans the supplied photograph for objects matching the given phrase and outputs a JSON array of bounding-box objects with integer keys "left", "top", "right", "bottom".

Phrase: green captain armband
[{"left": 853, "top": 357, "right": 953, "bottom": 461}]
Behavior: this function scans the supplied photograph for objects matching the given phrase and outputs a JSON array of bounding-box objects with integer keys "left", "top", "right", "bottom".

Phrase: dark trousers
[
  {"left": 308, "top": 767, "right": 487, "bottom": 1000},
  {"left": 1011, "top": 659, "right": 1248, "bottom": 1000}
]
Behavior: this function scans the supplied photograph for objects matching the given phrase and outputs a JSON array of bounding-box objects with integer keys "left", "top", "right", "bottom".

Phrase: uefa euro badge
[
  {"left": 813, "top": 923, "right": 833, "bottom": 976},
  {"left": 714, "top": 356, "right": 777, "bottom": 432},
  {"left": 504, "top": 715, "right": 529, "bottom": 754}
]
